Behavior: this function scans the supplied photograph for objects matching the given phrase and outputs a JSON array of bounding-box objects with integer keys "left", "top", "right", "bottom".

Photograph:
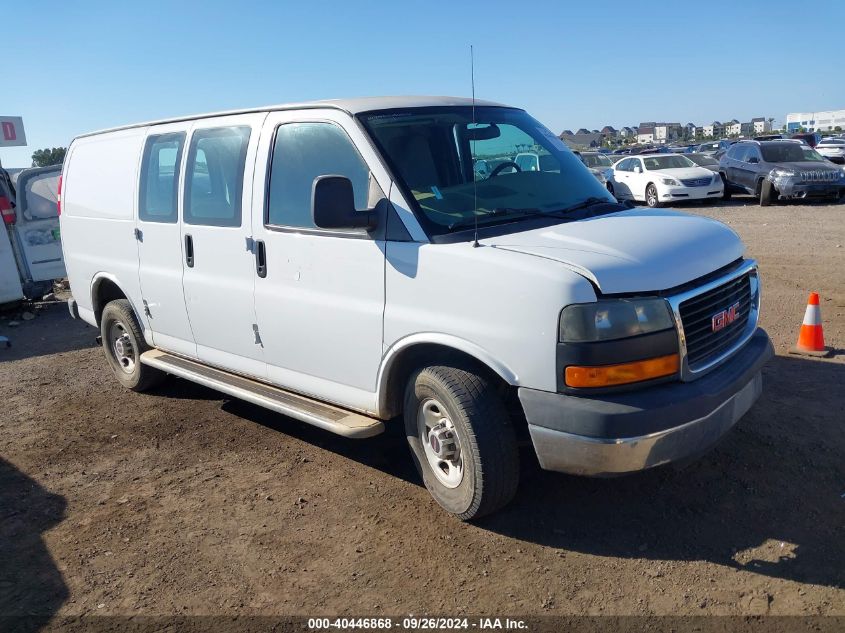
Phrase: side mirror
[
  {"left": 311, "top": 176, "right": 376, "bottom": 231},
  {"left": 633, "top": 165, "right": 642, "bottom": 173},
  {"left": 748, "top": 156, "right": 759, "bottom": 164}
]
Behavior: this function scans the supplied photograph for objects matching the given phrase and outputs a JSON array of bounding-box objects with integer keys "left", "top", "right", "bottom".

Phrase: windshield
[
  {"left": 642, "top": 155, "right": 695, "bottom": 170},
  {"left": 761, "top": 143, "right": 818, "bottom": 162},
  {"left": 360, "top": 107, "right": 614, "bottom": 235},
  {"left": 687, "top": 154, "right": 718, "bottom": 167},
  {"left": 802, "top": 147, "right": 827, "bottom": 161},
  {"left": 582, "top": 153, "right": 613, "bottom": 168}
]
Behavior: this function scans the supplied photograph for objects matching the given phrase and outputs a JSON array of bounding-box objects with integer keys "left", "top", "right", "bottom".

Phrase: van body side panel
[
  {"left": 180, "top": 113, "right": 267, "bottom": 379},
  {"left": 61, "top": 129, "right": 148, "bottom": 327},
  {"left": 383, "top": 240, "right": 597, "bottom": 394}
]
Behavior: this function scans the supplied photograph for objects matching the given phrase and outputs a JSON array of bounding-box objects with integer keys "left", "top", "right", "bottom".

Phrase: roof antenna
[{"left": 470, "top": 44, "right": 480, "bottom": 248}]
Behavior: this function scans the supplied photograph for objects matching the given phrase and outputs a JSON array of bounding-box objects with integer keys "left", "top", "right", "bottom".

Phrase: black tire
[
  {"left": 720, "top": 173, "right": 732, "bottom": 200},
  {"left": 607, "top": 182, "right": 615, "bottom": 198},
  {"left": 100, "top": 299, "right": 165, "bottom": 392},
  {"left": 403, "top": 364, "right": 519, "bottom": 521},
  {"left": 645, "top": 184, "right": 661, "bottom": 208},
  {"left": 759, "top": 179, "right": 775, "bottom": 207}
]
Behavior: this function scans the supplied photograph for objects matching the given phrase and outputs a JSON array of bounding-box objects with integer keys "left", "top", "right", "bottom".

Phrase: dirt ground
[{"left": 1, "top": 198, "right": 843, "bottom": 624}]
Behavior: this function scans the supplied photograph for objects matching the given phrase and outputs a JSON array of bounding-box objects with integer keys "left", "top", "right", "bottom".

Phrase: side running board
[{"left": 140, "top": 350, "right": 384, "bottom": 439}]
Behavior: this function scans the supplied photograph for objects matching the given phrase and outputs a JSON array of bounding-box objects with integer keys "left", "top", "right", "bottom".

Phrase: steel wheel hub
[
  {"left": 418, "top": 398, "right": 463, "bottom": 488},
  {"left": 109, "top": 321, "right": 136, "bottom": 374}
]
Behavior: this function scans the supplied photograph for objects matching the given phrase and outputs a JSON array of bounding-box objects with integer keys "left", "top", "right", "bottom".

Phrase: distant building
[
  {"left": 684, "top": 123, "right": 697, "bottom": 138},
  {"left": 740, "top": 122, "right": 754, "bottom": 136},
  {"left": 619, "top": 126, "right": 636, "bottom": 138},
  {"left": 751, "top": 117, "right": 771, "bottom": 134},
  {"left": 725, "top": 119, "right": 741, "bottom": 136},
  {"left": 576, "top": 128, "right": 591, "bottom": 135},
  {"left": 560, "top": 132, "right": 604, "bottom": 149},
  {"left": 654, "top": 122, "right": 682, "bottom": 143},
  {"left": 601, "top": 125, "right": 617, "bottom": 137},
  {"left": 561, "top": 129, "right": 574, "bottom": 136},
  {"left": 637, "top": 122, "right": 656, "bottom": 144},
  {"left": 784, "top": 110, "right": 845, "bottom": 132},
  {"left": 703, "top": 121, "right": 724, "bottom": 137}
]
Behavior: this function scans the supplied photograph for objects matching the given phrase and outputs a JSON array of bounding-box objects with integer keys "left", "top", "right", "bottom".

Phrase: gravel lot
[{"left": 1, "top": 198, "right": 843, "bottom": 623}]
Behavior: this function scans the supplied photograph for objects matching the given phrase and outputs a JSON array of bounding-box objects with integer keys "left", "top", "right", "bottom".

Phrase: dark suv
[{"left": 718, "top": 140, "right": 845, "bottom": 205}]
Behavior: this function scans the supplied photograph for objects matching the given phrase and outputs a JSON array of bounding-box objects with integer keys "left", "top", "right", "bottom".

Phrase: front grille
[
  {"left": 799, "top": 170, "right": 839, "bottom": 183},
  {"left": 681, "top": 177, "right": 712, "bottom": 187},
  {"left": 679, "top": 273, "right": 753, "bottom": 368}
]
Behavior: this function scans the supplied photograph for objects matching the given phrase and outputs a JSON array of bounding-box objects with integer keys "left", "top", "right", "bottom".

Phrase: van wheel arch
[
  {"left": 380, "top": 343, "right": 515, "bottom": 420},
  {"left": 92, "top": 277, "right": 130, "bottom": 326}
]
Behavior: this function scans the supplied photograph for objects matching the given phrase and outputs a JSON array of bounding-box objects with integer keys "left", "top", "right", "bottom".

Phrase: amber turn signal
[{"left": 565, "top": 353, "right": 680, "bottom": 388}]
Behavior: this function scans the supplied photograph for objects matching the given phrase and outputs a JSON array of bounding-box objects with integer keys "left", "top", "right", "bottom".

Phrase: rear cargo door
[{"left": 11, "top": 166, "right": 65, "bottom": 285}]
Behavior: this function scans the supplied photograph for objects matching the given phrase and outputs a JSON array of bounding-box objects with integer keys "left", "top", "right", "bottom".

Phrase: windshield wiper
[
  {"left": 447, "top": 207, "right": 546, "bottom": 230},
  {"left": 446, "top": 199, "right": 621, "bottom": 231},
  {"left": 555, "top": 197, "right": 619, "bottom": 215}
]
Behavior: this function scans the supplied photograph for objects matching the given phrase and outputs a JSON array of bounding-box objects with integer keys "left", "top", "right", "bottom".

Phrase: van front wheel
[
  {"left": 100, "top": 299, "right": 164, "bottom": 392},
  {"left": 404, "top": 364, "right": 519, "bottom": 521}
]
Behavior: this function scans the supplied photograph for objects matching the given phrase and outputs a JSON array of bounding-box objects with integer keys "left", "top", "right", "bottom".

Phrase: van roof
[{"left": 76, "top": 95, "right": 514, "bottom": 139}]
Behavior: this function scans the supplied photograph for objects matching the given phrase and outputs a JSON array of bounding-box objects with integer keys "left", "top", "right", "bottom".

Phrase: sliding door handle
[
  {"left": 185, "top": 234, "right": 194, "bottom": 268},
  {"left": 255, "top": 240, "right": 267, "bottom": 278}
]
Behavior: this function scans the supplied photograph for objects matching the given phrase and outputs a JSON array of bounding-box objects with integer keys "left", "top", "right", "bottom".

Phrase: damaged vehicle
[{"left": 719, "top": 139, "right": 845, "bottom": 205}]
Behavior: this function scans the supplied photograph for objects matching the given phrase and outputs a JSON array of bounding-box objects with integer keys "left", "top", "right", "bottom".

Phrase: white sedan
[
  {"left": 610, "top": 154, "right": 724, "bottom": 207},
  {"left": 815, "top": 138, "right": 845, "bottom": 164}
]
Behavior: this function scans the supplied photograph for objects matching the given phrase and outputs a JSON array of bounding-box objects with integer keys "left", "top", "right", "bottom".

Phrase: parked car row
[{"left": 602, "top": 139, "right": 845, "bottom": 208}]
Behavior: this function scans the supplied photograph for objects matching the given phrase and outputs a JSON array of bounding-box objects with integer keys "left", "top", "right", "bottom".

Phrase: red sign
[{"left": 0, "top": 117, "right": 26, "bottom": 147}]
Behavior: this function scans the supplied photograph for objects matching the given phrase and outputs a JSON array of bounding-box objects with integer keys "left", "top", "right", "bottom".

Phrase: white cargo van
[{"left": 61, "top": 97, "right": 773, "bottom": 519}]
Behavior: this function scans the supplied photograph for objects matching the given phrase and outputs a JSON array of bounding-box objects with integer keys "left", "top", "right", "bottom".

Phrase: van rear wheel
[
  {"left": 404, "top": 364, "right": 519, "bottom": 521},
  {"left": 100, "top": 299, "right": 164, "bottom": 392}
]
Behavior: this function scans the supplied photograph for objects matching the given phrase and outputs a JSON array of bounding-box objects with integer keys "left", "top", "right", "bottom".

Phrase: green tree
[
  {"left": 835, "top": 126, "right": 843, "bottom": 132},
  {"left": 31, "top": 147, "right": 66, "bottom": 167}
]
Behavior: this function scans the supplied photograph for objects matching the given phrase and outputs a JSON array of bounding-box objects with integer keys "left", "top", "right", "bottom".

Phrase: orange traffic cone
[{"left": 789, "top": 292, "right": 831, "bottom": 357}]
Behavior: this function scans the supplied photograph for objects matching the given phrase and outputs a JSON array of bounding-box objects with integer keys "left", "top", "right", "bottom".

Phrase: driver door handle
[
  {"left": 185, "top": 234, "right": 194, "bottom": 268},
  {"left": 255, "top": 240, "right": 267, "bottom": 278}
]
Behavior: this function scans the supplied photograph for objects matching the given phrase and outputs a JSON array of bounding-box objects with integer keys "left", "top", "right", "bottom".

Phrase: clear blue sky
[{"left": 3, "top": 0, "right": 844, "bottom": 167}]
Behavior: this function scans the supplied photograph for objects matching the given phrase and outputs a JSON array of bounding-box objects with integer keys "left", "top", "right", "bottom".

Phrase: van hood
[{"left": 483, "top": 208, "right": 744, "bottom": 294}]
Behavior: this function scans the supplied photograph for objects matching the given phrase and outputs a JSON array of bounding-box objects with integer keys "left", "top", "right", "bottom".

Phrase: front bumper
[
  {"left": 772, "top": 178, "right": 844, "bottom": 199},
  {"left": 521, "top": 328, "right": 774, "bottom": 476},
  {"left": 662, "top": 186, "right": 723, "bottom": 201}
]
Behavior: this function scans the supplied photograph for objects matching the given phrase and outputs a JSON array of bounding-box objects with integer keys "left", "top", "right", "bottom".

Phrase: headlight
[
  {"left": 660, "top": 177, "right": 680, "bottom": 186},
  {"left": 770, "top": 167, "right": 796, "bottom": 179},
  {"left": 712, "top": 174, "right": 722, "bottom": 185},
  {"left": 559, "top": 298, "right": 675, "bottom": 343}
]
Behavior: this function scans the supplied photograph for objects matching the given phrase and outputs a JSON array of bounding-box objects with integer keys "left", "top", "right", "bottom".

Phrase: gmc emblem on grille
[{"left": 712, "top": 301, "right": 740, "bottom": 333}]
